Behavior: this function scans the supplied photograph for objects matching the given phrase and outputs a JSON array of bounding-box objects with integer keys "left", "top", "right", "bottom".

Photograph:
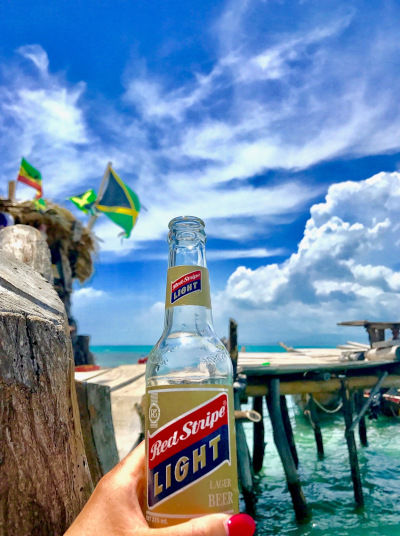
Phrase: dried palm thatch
[{"left": 0, "top": 198, "right": 97, "bottom": 282}]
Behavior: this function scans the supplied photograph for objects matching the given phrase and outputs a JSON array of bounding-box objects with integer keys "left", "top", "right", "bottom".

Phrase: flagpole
[{"left": 87, "top": 161, "right": 112, "bottom": 231}]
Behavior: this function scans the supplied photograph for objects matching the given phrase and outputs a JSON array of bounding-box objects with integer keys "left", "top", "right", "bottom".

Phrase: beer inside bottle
[{"left": 145, "top": 216, "right": 239, "bottom": 528}]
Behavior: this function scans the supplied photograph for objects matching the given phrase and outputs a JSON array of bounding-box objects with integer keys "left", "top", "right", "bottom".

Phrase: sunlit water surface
[{"left": 243, "top": 398, "right": 400, "bottom": 536}]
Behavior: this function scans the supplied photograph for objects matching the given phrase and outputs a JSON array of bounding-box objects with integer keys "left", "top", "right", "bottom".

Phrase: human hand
[{"left": 65, "top": 441, "right": 256, "bottom": 536}]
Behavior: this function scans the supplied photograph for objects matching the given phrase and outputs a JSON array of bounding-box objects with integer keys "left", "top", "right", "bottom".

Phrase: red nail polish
[{"left": 225, "top": 513, "right": 256, "bottom": 536}]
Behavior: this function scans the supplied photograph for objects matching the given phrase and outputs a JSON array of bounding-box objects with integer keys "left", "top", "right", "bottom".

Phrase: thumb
[{"left": 152, "top": 513, "right": 256, "bottom": 536}]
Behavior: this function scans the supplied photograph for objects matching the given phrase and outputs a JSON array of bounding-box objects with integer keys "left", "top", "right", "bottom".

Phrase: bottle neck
[
  {"left": 164, "top": 222, "right": 213, "bottom": 335},
  {"left": 168, "top": 239, "right": 207, "bottom": 268}
]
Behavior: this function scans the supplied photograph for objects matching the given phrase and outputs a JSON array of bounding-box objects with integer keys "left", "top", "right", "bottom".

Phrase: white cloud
[
  {"left": 213, "top": 172, "right": 400, "bottom": 343},
  {"left": 18, "top": 45, "right": 49, "bottom": 73},
  {"left": 74, "top": 287, "right": 107, "bottom": 302},
  {"left": 207, "top": 247, "right": 286, "bottom": 260},
  {"left": 2, "top": 1, "right": 400, "bottom": 260}
]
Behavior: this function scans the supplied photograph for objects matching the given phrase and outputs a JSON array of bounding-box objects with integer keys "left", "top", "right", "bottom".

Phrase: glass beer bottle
[{"left": 145, "top": 216, "right": 239, "bottom": 528}]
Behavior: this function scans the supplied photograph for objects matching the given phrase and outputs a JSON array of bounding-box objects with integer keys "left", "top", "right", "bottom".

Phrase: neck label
[{"left": 166, "top": 265, "right": 211, "bottom": 308}]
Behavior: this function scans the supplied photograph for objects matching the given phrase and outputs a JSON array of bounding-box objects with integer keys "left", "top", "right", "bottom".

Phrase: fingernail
[{"left": 224, "top": 513, "right": 256, "bottom": 536}]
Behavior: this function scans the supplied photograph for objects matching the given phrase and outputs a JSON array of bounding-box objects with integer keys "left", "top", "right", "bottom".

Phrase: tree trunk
[{"left": 0, "top": 229, "right": 93, "bottom": 536}]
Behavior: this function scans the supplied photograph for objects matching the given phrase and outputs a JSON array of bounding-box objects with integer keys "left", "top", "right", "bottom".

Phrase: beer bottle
[{"left": 145, "top": 216, "right": 239, "bottom": 528}]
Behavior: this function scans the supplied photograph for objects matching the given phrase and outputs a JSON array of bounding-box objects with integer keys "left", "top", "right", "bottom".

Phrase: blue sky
[{"left": 2, "top": 0, "right": 400, "bottom": 345}]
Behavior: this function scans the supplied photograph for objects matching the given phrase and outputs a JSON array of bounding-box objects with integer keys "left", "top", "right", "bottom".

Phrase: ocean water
[{"left": 91, "top": 345, "right": 400, "bottom": 536}]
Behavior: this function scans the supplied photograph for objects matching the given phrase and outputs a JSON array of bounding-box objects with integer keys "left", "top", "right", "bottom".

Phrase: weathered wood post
[
  {"left": 355, "top": 390, "right": 368, "bottom": 447},
  {"left": 229, "top": 318, "right": 238, "bottom": 378},
  {"left": 0, "top": 225, "right": 93, "bottom": 536},
  {"left": 280, "top": 395, "right": 299, "bottom": 468},
  {"left": 266, "top": 378, "right": 309, "bottom": 522},
  {"left": 340, "top": 378, "right": 364, "bottom": 508},
  {"left": 252, "top": 396, "right": 265, "bottom": 473},
  {"left": 228, "top": 318, "right": 256, "bottom": 512},
  {"left": 306, "top": 394, "right": 324, "bottom": 458}
]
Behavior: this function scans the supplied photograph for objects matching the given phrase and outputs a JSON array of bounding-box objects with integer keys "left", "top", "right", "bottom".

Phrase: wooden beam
[{"left": 246, "top": 374, "right": 400, "bottom": 396}]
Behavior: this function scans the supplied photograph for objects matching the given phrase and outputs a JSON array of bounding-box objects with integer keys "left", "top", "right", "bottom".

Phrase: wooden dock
[{"left": 75, "top": 345, "right": 400, "bottom": 521}]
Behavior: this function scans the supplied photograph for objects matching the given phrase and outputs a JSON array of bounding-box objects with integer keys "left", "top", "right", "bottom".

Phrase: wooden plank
[
  {"left": 339, "top": 320, "right": 400, "bottom": 329},
  {"left": 246, "top": 374, "right": 400, "bottom": 396},
  {"left": 75, "top": 368, "right": 112, "bottom": 382},
  {"left": 239, "top": 354, "right": 396, "bottom": 375},
  {"left": 84, "top": 364, "right": 145, "bottom": 390}
]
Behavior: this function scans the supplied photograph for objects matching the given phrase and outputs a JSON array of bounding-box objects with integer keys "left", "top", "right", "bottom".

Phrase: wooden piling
[
  {"left": 280, "top": 395, "right": 299, "bottom": 468},
  {"left": 340, "top": 379, "right": 364, "bottom": 508},
  {"left": 252, "top": 396, "right": 265, "bottom": 473},
  {"left": 355, "top": 390, "right": 368, "bottom": 447},
  {"left": 234, "top": 388, "right": 256, "bottom": 513},
  {"left": 266, "top": 379, "right": 309, "bottom": 522},
  {"left": 307, "top": 394, "right": 324, "bottom": 458},
  {"left": 229, "top": 318, "right": 238, "bottom": 378}
]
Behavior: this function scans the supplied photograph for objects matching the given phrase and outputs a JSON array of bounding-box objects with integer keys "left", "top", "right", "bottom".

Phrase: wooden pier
[
  {"left": 238, "top": 349, "right": 400, "bottom": 519},
  {"left": 76, "top": 344, "right": 400, "bottom": 521}
]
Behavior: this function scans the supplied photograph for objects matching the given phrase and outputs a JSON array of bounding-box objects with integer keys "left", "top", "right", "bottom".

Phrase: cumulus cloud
[{"left": 213, "top": 172, "right": 400, "bottom": 343}]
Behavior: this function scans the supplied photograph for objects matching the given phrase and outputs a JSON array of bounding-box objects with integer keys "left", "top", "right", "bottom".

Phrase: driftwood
[{"left": 0, "top": 226, "right": 93, "bottom": 536}]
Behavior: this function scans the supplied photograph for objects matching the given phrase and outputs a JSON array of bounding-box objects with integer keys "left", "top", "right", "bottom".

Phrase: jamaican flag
[
  {"left": 68, "top": 189, "right": 97, "bottom": 214},
  {"left": 17, "top": 158, "right": 42, "bottom": 198},
  {"left": 96, "top": 167, "right": 140, "bottom": 238}
]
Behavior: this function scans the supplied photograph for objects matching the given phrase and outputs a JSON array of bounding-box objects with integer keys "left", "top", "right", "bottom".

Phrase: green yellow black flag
[
  {"left": 96, "top": 166, "right": 140, "bottom": 238},
  {"left": 68, "top": 189, "right": 97, "bottom": 214}
]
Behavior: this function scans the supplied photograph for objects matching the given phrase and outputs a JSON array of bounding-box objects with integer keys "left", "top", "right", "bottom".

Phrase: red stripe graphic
[
  {"left": 171, "top": 270, "right": 201, "bottom": 293},
  {"left": 148, "top": 393, "right": 228, "bottom": 470}
]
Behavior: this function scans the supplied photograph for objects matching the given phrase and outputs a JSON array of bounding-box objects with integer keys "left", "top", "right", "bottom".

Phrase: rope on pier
[{"left": 311, "top": 397, "right": 343, "bottom": 414}]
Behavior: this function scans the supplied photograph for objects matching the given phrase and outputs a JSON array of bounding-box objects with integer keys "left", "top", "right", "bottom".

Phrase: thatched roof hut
[{"left": 0, "top": 199, "right": 97, "bottom": 283}]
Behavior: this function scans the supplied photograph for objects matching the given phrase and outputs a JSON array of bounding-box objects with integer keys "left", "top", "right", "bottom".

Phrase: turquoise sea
[{"left": 91, "top": 345, "right": 400, "bottom": 536}]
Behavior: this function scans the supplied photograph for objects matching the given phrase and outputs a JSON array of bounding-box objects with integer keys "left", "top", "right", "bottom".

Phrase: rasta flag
[
  {"left": 17, "top": 158, "right": 43, "bottom": 198},
  {"left": 68, "top": 189, "right": 97, "bottom": 214},
  {"left": 96, "top": 167, "right": 140, "bottom": 238}
]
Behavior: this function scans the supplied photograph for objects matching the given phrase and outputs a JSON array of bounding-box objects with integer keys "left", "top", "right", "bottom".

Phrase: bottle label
[
  {"left": 165, "top": 265, "right": 211, "bottom": 308},
  {"left": 145, "top": 384, "right": 239, "bottom": 527}
]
